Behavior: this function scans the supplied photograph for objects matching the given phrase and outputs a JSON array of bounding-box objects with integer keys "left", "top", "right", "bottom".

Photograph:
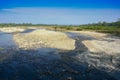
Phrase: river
[{"left": 0, "top": 29, "right": 119, "bottom": 80}]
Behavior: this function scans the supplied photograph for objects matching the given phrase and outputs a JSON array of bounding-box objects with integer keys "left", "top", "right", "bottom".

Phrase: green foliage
[
  {"left": 0, "top": 20, "right": 120, "bottom": 28},
  {"left": 0, "top": 20, "right": 120, "bottom": 36}
]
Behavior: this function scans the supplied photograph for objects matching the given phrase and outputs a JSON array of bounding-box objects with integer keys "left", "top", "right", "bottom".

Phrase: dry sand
[
  {"left": 83, "top": 39, "right": 120, "bottom": 55},
  {"left": 69, "top": 31, "right": 120, "bottom": 55},
  {"left": 14, "top": 29, "right": 75, "bottom": 50},
  {"left": 14, "top": 29, "right": 120, "bottom": 54},
  {"left": 0, "top": 27, "right": 25, "bottom": 33}
]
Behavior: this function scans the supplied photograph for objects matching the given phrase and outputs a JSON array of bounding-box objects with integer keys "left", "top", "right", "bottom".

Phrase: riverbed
[{"left": 0, "top": 29, "right": 120, "bottom": 80}]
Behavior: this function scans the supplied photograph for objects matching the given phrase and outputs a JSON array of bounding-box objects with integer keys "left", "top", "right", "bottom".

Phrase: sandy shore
[
  {"left": 68, "top": 31, "right": 120, "bottom": 55},
  {"left": 14, "top": 29, "right": 75, "bottom": 50},
  {"left": 83, "top": 39, "right": 120, "bottom": 55},
  {"left": 1, "top": 28, "right": 120, "bottom": 55},
  {"left": 0, "top": 27, "right": 25, "bottom": 33}
]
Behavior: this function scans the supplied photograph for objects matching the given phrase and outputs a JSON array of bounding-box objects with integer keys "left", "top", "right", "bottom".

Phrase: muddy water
[{"left": 0, "top": 30, "right": 118, "bottom": 80}]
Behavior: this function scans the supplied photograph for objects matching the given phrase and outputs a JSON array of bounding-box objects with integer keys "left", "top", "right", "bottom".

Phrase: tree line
[{"left": 0, "top": 20, "right": 120, "bottom": 27}]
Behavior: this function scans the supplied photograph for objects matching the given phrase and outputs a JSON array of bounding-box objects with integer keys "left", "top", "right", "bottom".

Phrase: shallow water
[
  {"left": 20, "top": 29, "right": 35, "bottom": 33},
  {"left": 0, "top": 49, "right": 116, "bottom": 80},
  {"left": 65, "top": 32, "right": 96, "bottom": 40},
  {"left": 20, "top": 28, "right": 46, "bottom": 33},
  {"left": 0, "top": 31, "right": 17, "bottom": 48}
]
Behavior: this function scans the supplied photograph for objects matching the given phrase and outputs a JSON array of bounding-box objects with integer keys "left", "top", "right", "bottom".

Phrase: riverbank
[
  {"left": 14, "top": 29, "right": 75, "bottom": 50},
  {"left": 0, "top": 29, "right": 120, "bottom": 80},
  {"left": 68, "top": 31, "right": 120, "bottom": 55},
  {"left": 0, "top": 27, "right": 25, "bottom": 34}
]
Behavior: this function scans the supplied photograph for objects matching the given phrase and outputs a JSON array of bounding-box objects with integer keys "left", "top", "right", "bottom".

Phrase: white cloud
[{"left": 0, "top": 7, "right": 120, "bottom": 24}]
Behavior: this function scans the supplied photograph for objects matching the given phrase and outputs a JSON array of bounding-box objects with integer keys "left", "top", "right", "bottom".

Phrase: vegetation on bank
[
  {"left": 0, "top": 20, "right": 120, "bottom": 36},
  {"left": 54, "top": 20, "right": 120, "bottom": 36}
]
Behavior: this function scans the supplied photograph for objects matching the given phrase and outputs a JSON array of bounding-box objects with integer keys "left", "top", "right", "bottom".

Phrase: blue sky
[{"left": 0, "top": 0, "right": 120, "bottom": 24}]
